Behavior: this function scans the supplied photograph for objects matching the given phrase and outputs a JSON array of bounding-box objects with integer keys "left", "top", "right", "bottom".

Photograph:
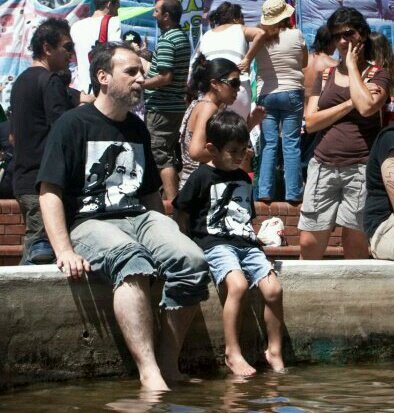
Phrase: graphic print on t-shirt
[
  {"left": 207, "top": 180, "right": 256, "bottom": 242},
  {"left": 79, "top": 141, "right": 145, "bottom": 214}
]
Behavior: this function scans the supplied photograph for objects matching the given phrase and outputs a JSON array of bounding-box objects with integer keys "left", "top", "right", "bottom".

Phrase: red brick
[
  {"left": 5, "top": 225, "right": 26, "bottom": 235},
  {"left": 269, "top": 203, "right": 279, "bottom": 215},
  {"left": 328, "top": 236, "right": 342, "bottom": 246},
  {"left": 0, "top": 245, "right": 23, "bottom": 256},
  {"left": 278, "top": 203, "right": 289, "bottom": 216},
  {"left": 254, "top": 202, "right": 270, "bottom": 215},
  {"left": 11, "top": 201, "right": 21, "bottom": 214},
  {"left": 331, "top": 226, "right": 343, "bottom": 236},
  {"left": 287, "top": 204, "right": 300, "bottom": 215},
  {"left": 0, "top": 235, "right": 21, "bottom": 245},
  {"left": 0, "top": 225, "right": 4, "bottom": 234},
  {"left": 2, "top": 257, "right": 20, "bottom": 265},
  {"left": 284, "top": 226, "right": 299, "bottom": 236},
  {"left": 0, "top": 215, "right": 21, "bottom": 224},
  {"left": 286, "top": 236, "right": 300, "bottom": 246},
  {"left": 286, "top": 216, "right": 300, "bottom": 226},
  {"left": 253, "top": 215, "right": 269, "bottom": 224},
  {"left": 0, "top": 200, "right": 15, "bottom": 213}
]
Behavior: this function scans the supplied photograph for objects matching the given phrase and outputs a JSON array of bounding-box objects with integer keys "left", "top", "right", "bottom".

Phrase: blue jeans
[{"left": 256, "top": 89, "right": 304, "bottom": 201}]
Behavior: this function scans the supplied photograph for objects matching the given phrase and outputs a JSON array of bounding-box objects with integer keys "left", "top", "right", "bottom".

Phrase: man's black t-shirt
[
  {"left": 36, "top": 104, "right": 161, "bottom": 229},
  {"left": 173, "top": 164, "right": 258, "bottom": 251},
  {"left": 10, "top": 66, "right": 72, "bottom": 195},
  {"left": 364, "top": 126, "right": 394, "bottom": 238}
]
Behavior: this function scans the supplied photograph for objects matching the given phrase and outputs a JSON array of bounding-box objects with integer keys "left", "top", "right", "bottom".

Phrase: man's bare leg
[
  {"left": 159, "top": 167, "right": 179, "bottom": 201},
  {"left": 113, "top": 275, "right": 169, "bottom": 391},
  {"left": 157, "top": 305, "right": 197, "bottom": 382}
]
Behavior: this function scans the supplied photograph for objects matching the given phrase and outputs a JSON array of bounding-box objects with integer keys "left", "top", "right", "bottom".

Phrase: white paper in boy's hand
[{"left": 257, "top": 217, "right": 285, "bottom": 247}]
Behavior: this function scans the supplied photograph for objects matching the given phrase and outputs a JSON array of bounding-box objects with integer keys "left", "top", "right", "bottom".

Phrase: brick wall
[{"left": 0, "top": 199, "right": 344, "bottom": 266}]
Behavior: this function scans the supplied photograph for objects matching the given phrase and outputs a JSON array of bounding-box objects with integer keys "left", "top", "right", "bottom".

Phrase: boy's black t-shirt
[
  {"left": 10, "top": 67, "right": 72, "bottom": 195},
  {"left": 36, "top": 104, "right": 161, "bottom": 229},
  {"left": 364, "top": 126, "right": 394, "bottom": 238},
  {"left": 173, "top": 163, "right": 258, "bottom": 251}
]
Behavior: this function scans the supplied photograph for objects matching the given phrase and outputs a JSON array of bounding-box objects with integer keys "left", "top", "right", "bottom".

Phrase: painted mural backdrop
[{"left": 0, "top": 0, "right": 393, "bottom": 109}]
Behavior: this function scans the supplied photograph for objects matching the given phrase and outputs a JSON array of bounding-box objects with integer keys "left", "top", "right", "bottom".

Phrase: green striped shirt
[{"left": 145, "top": 27, "right": 191, "bottom": 112}]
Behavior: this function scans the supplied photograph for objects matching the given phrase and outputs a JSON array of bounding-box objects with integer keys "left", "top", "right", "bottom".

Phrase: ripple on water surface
[{"left": 0, "top": 363, "right": 393, "bottom": 412}]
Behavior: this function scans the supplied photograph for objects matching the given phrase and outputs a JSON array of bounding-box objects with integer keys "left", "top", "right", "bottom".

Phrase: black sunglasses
[
  {"left": 62, "top": 42, "right": 75, "bottom": 53},
  {"left": 332, "top": 29, "right": 357, "bottom": 42},
  {"left": 219, "top": 77, "right": 241, "bottom": 89}
]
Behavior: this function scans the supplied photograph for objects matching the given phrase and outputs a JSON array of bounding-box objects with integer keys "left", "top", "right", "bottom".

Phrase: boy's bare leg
[
  {"left": 223, "top": 270, "right": 256, "bottom": 376},
  {"left": 258, "top": 271, "right": 285, "bottom": 372},
  {"left": 157, "top": 305, "right": 197, "bottom": 382},
  {"left": 113, "top": 275, "right": 169, "bottom": 391}
]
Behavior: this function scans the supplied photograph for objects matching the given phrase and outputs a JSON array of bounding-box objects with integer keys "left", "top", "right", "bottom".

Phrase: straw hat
[{"left": 260, "top": 0, "right": 295, "bottom": 25}]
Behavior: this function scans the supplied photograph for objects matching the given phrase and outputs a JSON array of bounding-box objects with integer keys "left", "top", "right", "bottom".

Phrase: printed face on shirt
[
  {"left": 107, "top": 48, "right": 145, "bottom": 108},
  {"left": 48, "top": 34, "right": 74, "bottom": 72},
  {"left": 212, "top": 141, "right": 248, "bottom": 172}
]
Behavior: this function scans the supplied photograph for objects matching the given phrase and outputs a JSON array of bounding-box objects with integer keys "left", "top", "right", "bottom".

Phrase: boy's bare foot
[
  {"left": 225, "top": 353, "right": 257, "bottom": 376},
  {"left": 264, "top": 349, "right": 285, "bottom": 373}
]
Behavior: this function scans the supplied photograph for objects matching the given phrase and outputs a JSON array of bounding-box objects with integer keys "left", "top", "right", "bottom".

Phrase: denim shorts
[
  {"left": 204, "top": 244, "right": 273, "bottom": 288},
  {"left": 298, "top": 158, "right": 367, "bottom": 231},
  {"left": 70, "top": 211, "right": 210, "bottom": 309}
]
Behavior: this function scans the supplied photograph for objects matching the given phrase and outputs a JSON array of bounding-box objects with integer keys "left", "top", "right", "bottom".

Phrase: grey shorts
[
  {"left": 70, "top": 211, "right": 209, "bottom": 309},
  {"left": 298, "top": 158, "right": 367, "bottom": 232},
  {"left": 145, "top": 111, "right": 184, "bottom": 169},
  {"left": 370, "top": 213, "right": 394, "bottom": 260}
]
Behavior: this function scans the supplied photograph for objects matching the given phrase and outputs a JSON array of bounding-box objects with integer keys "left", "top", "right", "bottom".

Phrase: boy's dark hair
[
  {"left": 312, "top": 25, "right": 333, "bottom": 54},
  {"left": 30, "top": 18, "right": 70, "bottom": 60},
  {"left": 89, "top": 42, "right": 134, "bottom": 97},
  {"left": 190, "top": 54, "right": 239, "bottom": 94},
  {"left": 209, "top": 1, "right": 243, "bottom": 27},
  {"left": 161, "top": 0, "right": 183, "bottom": 25},
  {"left": 206, "top": 110, "right": 249, "bottom": 151},
  {"left": 327, "top": 7, "right": 373, "bottom": 60}
]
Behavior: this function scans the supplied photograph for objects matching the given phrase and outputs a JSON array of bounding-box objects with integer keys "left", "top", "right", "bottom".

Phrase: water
[{"left": 0, "top": 363, "right": 393, "bottom": 412}]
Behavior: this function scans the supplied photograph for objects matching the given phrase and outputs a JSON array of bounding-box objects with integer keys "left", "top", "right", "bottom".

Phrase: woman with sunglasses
[
  {"left": 298, "top": 7, "right": 391, "bottom": 260},
  {"left": 254, "top": 0, "right": 308, "bottom": 202},
  {"left": 178, "top": 55, "right": 242, "bottom": 188}
]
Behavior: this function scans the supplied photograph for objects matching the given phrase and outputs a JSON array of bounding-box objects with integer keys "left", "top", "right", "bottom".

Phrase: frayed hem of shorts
[
  {"left": 159, "top": 304, "right": 183, "bottom": 310},
  {"left": 113, "top": 270, "right": 156, "bottom": 292},
  {"left": 213, "top": 268, "right": 239, "bottom": 288},
  {"left": 250, "top": 267, "right": 276, "bottom": 289}
]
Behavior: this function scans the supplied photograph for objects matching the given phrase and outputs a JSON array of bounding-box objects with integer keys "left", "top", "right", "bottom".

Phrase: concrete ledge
[{"left": 1, "top": 260, "right": 393, "bottom": 389}]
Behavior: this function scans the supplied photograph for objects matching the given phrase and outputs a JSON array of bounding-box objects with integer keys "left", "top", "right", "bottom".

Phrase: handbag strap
[{"left": 98, "top": 15, "right": 112, "bottom": 44}]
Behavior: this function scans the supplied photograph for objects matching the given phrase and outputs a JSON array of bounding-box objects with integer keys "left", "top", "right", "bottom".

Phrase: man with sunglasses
[{"left": 10, "top": 18, "right": 74, "bottom": 265}]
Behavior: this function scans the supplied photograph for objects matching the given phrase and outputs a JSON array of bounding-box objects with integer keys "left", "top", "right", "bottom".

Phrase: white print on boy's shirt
[
  {"left": 207, "top": 180, "right": 257, "bottom": 242},
  {"left": 79, "top": 141, "right": 145, "bottom": 214}
]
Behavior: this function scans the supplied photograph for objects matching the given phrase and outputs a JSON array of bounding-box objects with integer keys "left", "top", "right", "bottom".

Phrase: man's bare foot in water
[
  {"left": 264, "top": 349, "right": 285, "bottom": 373},
  {"left": 140, "top": 370, "right": 170, "bottom": 391},
  {"left": 225, "top": 352, "right": 257, "bottom": 376}
]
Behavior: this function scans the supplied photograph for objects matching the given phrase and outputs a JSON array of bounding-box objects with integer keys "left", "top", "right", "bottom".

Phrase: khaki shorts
[
  {"left": 370, "top": 213, "right": 394, "bottom": 260},
  {"left": 298, "top": 158, "right": 367, "bottom": 232},
  {"left": 145, "top": 111, "right": 184, "bottom": 169}
]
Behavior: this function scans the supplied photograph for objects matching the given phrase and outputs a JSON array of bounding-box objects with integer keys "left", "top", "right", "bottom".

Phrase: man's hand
[{"left": 57, "top": 250, "right": 90, "bottom": 279}]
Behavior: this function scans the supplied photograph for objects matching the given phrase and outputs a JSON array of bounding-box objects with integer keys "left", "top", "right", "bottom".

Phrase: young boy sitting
[{"left": 173, "top": 110, "right": 285, "bottom": 376}]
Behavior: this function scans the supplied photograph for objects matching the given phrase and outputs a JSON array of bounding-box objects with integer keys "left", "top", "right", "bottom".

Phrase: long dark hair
[
  {"left": 190, "top": 54, "right": 239, "bottom": 94},
  {"left": 327, "top": 7, "right": 373, "bottom": 61},
  {"left": 208, "top": 1, "right": 243, "bottom": 27}
]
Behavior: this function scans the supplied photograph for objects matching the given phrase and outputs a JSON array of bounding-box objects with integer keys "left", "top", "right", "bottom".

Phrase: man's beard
[{"left": 109, "top": 85, "right": 142, "bottom": 109}]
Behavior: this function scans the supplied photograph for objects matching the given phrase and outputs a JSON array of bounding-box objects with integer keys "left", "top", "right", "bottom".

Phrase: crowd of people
[{"left": 0, "top": 0, "right": 393, "bottom": 391}]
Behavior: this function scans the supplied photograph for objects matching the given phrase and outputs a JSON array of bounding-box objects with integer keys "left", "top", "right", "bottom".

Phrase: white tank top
[{"left": 199, "top": 24, "right": 248, "bottom": 66}]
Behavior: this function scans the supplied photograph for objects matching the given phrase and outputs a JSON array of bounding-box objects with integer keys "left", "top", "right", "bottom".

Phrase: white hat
[{"left": 261, "top": 0, "right": 295, "bottom": 26}]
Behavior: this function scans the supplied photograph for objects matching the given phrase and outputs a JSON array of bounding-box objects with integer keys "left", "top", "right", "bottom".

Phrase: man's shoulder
[{"left": 161, "top": 27, "right": 189, "bottom": 43}]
